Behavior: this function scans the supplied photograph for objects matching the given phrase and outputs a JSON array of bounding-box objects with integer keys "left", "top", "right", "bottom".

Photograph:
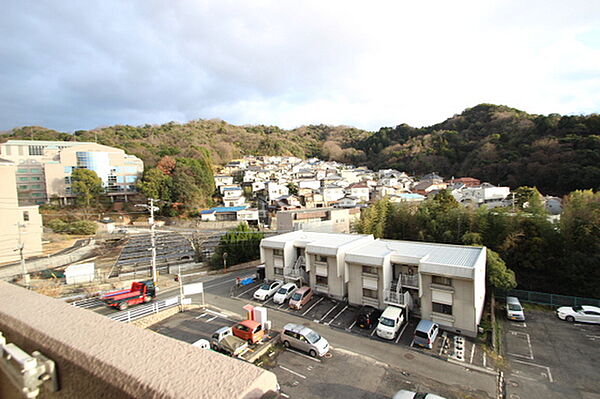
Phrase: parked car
[
  {"left": 280, "top": 323, "right": 329, "bottom": 357},
  {"left": 289, "top": 286, "right": 313, "bottom": 309},
  {"left": 356, "top": 305, "right": 382, "bottom": 329},
  {"left": 253, "top": 280, "right": 283, "bottom": 301},
  {"left": 393, "top": 390, "right": 446, "bottom": 399},
  {"left": 273, "top": 283, "right": 298, "bottom": 305},
  {"left": 556, "top": 305, "right": 600, "bottom": 324},
  {"left": 376, "top": 306, "right": 405, "bottom": 340},
  {"left": 192, "top": 339, "right": 210, "bottom": 349},
  {"left": 506, "top": 296, "right": 525, "bottom": 321},
  {"left": 232, "top": 319, "right": 265, "bottom": 344},
  {"left": 413, "top": 319, "right": 439, "bottom": 349}
]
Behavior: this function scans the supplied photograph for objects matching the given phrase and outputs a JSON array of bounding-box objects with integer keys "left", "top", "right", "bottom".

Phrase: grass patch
[{"left": 522, "top": 302, "right": 555, "bottom": 312}]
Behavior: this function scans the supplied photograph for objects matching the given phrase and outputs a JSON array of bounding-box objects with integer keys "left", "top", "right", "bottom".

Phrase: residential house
[
  {"left": 446, "top": 177, "right": 481, "bottom": 187},
  {"left": 267, "top": 182, "right": 289, "bottom": 203},
  {"left": 222, "top": 186, "right": 246, "bottom": 207},
  {"left": 276, "top": 207, "right": 361, "bottom": 234},
  {"left": 452, "top": 183, "right": 510, "bottom": 208},
  {"left": 260, "top": 231, "right": 486, "bottom": 337},
  {"left": 322, "top": 184, "right": 345, "bottom": 203},
  {"left": 335, "top": 195, "right": 359, "bottom": 208},
  {"left": 348, "top": 182, "right": 370, "bottom": 203},
  {"left": 214, "top": 175, "right": 234, "bottom": 188}
]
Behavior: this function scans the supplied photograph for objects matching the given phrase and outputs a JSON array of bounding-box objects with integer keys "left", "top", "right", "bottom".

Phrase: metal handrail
[{"left": 108, "top": 296, "right": 180, "bottom": 323}]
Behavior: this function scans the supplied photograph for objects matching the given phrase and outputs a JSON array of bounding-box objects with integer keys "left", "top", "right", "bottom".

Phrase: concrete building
[
  {"left": 260, "top": 231, "right": 486, "bottom": 337},
  {"left": 0, "top": 158, "right": 43, "bottom": 264},
  {"left": 276, "top": 207, "right": 361, "bottom": 234},
  {"left": 0, "top": 281, "right": 279, "bottom": 399},
  {"left": 0, "top": 140, "right": 144, "bottom": 204},
  {"left": 452, "top": 183, "right": 510, "bottom": 208}
]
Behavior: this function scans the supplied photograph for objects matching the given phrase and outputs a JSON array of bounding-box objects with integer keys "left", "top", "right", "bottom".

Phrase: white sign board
[
  {"left": 182, "top": 298, "right": 192, "bottom": 305},
  {"left": 183, "top": 282, "right": 204, "bottom": 296}
]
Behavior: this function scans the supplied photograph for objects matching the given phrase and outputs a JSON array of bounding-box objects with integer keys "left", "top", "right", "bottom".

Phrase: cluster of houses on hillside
[{"left": 200, "top": 155, "right": 549, "bottom": 231}]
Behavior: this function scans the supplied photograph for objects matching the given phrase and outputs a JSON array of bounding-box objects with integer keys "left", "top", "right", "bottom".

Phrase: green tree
[
  {"left": 432, "top": 189, "right": 459, "bottom": 211},
  {"left": 486, "top": 249, "right": 517, "bottom": 290},
  {"left": 137, "top": 168, "right": 173, "bottom": 202},
  {"left": 210, "top": 223, "right": 265, "bottom": 269},
  {"left": 514, "top": 186, "right": 546, "bottom": 214},
  {"left": 71, "top": 168, "right": 104, "bottom": 207}
]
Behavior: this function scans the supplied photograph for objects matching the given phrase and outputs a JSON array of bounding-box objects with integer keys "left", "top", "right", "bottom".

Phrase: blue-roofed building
[{"left": 200, "top": 206, "right": 257, "bottom": 222}]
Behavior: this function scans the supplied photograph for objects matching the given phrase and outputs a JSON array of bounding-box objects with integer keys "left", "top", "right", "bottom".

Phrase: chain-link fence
[{"left": 495, "top": 288, "right": 600, "bottom": 307}]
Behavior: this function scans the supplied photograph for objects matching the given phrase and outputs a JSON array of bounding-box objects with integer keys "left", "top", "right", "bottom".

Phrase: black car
[{"left": 356, "top": 305, "right": 382, "bottom": 329}]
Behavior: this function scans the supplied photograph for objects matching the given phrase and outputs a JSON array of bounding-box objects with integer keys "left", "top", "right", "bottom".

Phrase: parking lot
[
  {"left": 503, "top": 308, "right": 600, "bottom": 399},
  {"left": 234, "top": 279, "right": 490, "bottom": 370},
  {"left": 147, "top": 301, "right": 495, "bottom": 399}
]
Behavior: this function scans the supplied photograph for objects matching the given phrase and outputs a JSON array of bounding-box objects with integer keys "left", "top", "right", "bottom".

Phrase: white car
[
  {"left": 393, "top": 390, "right": 446, "bottom": 399},
  {"left": 273, "top": 283, "right": 298, "bottom": 305},
  {"left": 253, "top": 280, "right": 283, "bottom": 301},
  {"left": 556, "top": 305, "right": 600, "bottom": 324}
]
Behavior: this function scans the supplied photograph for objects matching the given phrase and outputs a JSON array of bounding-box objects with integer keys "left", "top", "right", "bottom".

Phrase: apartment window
[
  {"left": 108, "top": 175, "right": 118, "bottom": 184},
  {"left": 273, "top": 249, "right": 283, "bottom": 256},
  {"left": 64, "top": 166, "right": 73, "bottom": 173},
  {"left": 125, "top": 175, "right": 136, "bottom": 183},
  {"left": 28, "top": 145, "right": 44, "bottom": 155},
  {"left": 316, "top": 275, "right": 328, "bottom": 286},
  {"left": 18, "top": 177, "right": 28, "bottom": 181},
  {"left": 362, "top": 288, "right": 377, "bottom": 299},
  {"left": 64, "top": 177, "right": 71, "bottom": 185},
  {"left": 31, "top": 184, "right": 41, "bottom": 189},
  {"left": 316, "top": 255, "right": 327, "bottom": 263},
  {"left": 23, "top": 211, "right": 29, "bottom": 222},
  {"left": 31, "top": 193, "right": 43, "bottom": 197},
  {"left": 432, "top": 276, "right": 452, "bottom": 286},
  {"left": 30, "top": 177, "right": 41, "bottom": 181},
  {"left": 362, "top": 266, "right": 378, "bottom": 275},
  {"left": 274, "top": 267, "right": 283, "bottom": 276},
  {"left": 432, "top": 302, "right": 452, "bottom": 315},
  {"left": 30, "top": 168, "right": 41, "bottom": 173},
  {"left": 17, "top": 168, "right": 28, "bottom": 173},
  {"left": 18, "top": 185, "right": 28, "bottom": 190}
]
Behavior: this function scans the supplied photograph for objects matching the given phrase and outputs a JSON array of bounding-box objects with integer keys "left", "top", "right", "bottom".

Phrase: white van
[
  {"left": 506, "top": 296, "right": 525, "bottom": 321},
  {"left": 376, "top": 306, "right": 405, "bottom": 340}
]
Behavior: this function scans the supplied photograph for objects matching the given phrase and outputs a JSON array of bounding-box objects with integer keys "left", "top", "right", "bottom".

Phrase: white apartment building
[
  {"left": 452, "top": 183, "right": 510, "bottom": 208},
  {"left": 222, "top": 186, "right": 246, "bottom": 207},
  {"left": 214, "top": 175, "right": 234, "bottom": 188},
  {"left": 322, "top": 185, "right": 345, "bottom": 203},
  {"left": 267, "top": 181, "right": 289, "bottom": 202},
  {"left": 261, "top": 231, "right": 487, "bottom": 337}
]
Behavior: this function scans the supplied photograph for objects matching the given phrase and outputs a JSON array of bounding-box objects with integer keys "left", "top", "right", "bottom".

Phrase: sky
[{"left": 1, "top": 1, "right": 600, "bottom": 133}]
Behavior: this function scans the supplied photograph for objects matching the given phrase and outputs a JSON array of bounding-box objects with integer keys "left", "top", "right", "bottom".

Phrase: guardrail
[{"left": 108, "top": 296, "right": 181, "bottom": 323}]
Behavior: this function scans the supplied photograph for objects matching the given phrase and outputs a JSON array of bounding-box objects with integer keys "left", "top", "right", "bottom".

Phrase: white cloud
[{"left": 1, "top": 1, "right": 599, "bottom": 132}]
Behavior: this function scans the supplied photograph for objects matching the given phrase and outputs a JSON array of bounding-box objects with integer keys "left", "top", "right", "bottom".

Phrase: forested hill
[
  {"left": 4, "top": 104, "right": 600, "bottom": 196},
  {"left": 359, "top": 104, "right": 600, "bottom": 196}
]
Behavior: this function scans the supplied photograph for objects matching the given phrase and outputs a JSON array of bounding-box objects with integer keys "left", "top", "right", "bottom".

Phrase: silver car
[{"left": 280, "top": 323, "right": 329, "bottom": 357}]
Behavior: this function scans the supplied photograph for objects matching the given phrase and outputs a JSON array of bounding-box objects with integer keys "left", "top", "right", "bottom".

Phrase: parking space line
[
  {"left": 370, "top": 327, "right": 377, "bottom": 336},
  {"left": 483, "top": 351, "right": 486, "bottom": 368},
  {"left": 236, "top": 286, "right": 257, "bottom": 298},
  {"left": 277, "top": 302, "right": 287, "bottom": 309},
  {"left": 286, "top": 348, "right": 322, "bottom": 363},
  {"left": 204, "top": 278, "right": 236, "bottom": 289},
  {"left": 280, "top": 393, "right": 290, "bottom": 398},
  {"left": 347, "top": 320, "right": 356, "bottom": 330},
  {"left": 206, "top": 315, "right": 218, "bottom": 322},
  {"left": 469, "top": 342, "right": 475, "bottom": 364},
  {"left": 302, "top": 297, "right": 324, "bottom": 316},
  {"left": 326, "top": 305, "right": 348, "bottom": 325},
  {"left": 205, "top": 309, "right": 230, "bottom": 318},
  {"left": 511, "top": 359, "right": 553, "bottom": 383},
  {"left": 396, "top": 322, "right": 409, "bottom": 344},
  {"left": 279, "top": 365, "right": 306, "bottom": 379},
  {"left": 508, "top": 331, "right": 534, "bottom": 360},
  {"left": 195, "top": 313, "right": 208, "bottom": 319},
  {"left": 264, "top": 297, "right": 274, "bottom": 305},
  {"left": 438, "top": 335, "right": 447, "bottom": 356},
  {"left": 319, "top": 303, "right": 340, "bottom": 322}
]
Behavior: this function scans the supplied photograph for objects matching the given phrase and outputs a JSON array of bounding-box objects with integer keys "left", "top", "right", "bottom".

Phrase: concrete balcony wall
[{"left": 0, "top": 281, "right": 278, "bottom": 399}]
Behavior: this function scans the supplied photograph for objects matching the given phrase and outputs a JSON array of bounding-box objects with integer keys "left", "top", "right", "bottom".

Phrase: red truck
[{"left": 101, "top": 280, "right": 156, "bottom": 311}]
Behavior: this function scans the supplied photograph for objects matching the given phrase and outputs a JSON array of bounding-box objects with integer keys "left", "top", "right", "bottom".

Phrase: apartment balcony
[
  {"left": 383, "top": 289, "right": 411, "bottom": 307},
  {"left": 395, "top": 273, "right": 419, "bottom": 289}
]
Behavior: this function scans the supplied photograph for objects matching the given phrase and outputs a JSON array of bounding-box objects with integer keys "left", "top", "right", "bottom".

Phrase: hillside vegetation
[{"left": 4, "top": 104, "right": 600, "bottom": 195}]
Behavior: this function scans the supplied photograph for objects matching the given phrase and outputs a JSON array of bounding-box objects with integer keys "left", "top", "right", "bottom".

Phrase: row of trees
[
  {"left": 210, "top": 223, "right": 265, "bottom": 269},
  {"left": 354, "top": 189, "right": 600, "bottom": 298}
]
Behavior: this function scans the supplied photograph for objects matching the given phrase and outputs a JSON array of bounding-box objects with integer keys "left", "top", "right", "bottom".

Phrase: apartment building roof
[
  {"left": 261, "top": 231, "right": 371, "bottom": 252},
  {"left": 3, "top": 139, "right": 95, "bottom": 146}
]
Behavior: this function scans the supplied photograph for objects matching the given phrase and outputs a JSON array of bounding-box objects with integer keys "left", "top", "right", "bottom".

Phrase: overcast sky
[{"left": 1, "top": 1, "right": 600, "bottom": 132}]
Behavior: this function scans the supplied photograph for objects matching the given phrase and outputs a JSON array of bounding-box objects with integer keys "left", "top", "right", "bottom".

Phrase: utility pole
[
  {"left": 135, "top": 199, "right": 159, "bottom": 286},
  {"left": 223, "top": 252, "right": 228, "bottom": 273},
  {"left": 16, "top": 223, "right": 29, "bottom": 287},
  {"left": 149, "top": 198, "right": 157, "bottom": 286}
]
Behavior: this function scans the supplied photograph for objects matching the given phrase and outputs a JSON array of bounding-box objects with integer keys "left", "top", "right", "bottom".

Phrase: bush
[{"left": 46, "top": 219, "right": 97, "bottom": 235}]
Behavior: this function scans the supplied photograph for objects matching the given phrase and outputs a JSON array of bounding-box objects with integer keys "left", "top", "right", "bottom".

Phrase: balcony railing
[
  {"left": 383, "top": 289, "right": 412, "bottom": 307},
  {"left": 398, "top": 273, "right": 419, "bottom": 289}
]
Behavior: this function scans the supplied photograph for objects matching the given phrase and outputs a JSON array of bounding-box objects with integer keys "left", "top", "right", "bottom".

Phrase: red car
[{"left": 232, "top": 320, "right": 265, "bottom": 344}]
